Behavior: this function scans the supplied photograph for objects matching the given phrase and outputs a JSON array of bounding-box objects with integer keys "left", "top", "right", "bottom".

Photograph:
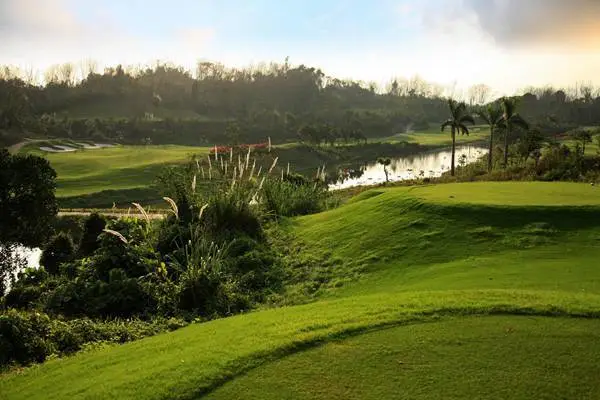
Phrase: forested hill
[{"left": 1, "top": 61, "right": 599, "bottom": 146}]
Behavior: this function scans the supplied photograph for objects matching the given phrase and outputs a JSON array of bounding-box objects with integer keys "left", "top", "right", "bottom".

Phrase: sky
[{"left": 1, "top": 0, "right": 600, "bottom": 95}]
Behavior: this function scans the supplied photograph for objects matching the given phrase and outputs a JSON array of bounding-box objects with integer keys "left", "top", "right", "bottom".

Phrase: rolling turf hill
[{"left": 2, "top": 182, "right": 600, "bottom": 399}]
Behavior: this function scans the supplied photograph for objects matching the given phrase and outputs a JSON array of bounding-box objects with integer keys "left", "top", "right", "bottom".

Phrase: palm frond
[
  {"left": 476, "top": 104, "right": 502, "bottom": 127},
  {"left": 501, "top": 97, "right": 516, "bottom": 118},
  {"left": 456, "top": 101, "right": 468, "bottom": 113},
  {"left": 447, "top": 99, "right": 458, "bottom": 115},
  {"left": 474, "top": 108, "right": 491, "bottom": 125},
  {"left": 460, "top": 114, "right": 476, "bottom": 125},
  {"left": 510, "top": 113, "right": 529, "bottom": 130},
  {"left": 441, "top": 119, "right": 453, "bottom": 132},
  {"left": 458, "top": 124, "right": 470, "bottom": 135}
]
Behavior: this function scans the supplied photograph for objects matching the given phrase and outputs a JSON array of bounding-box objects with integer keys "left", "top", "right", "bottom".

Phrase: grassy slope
[{"left": 3, "top": 182, "right": 600, "bottom": 399}]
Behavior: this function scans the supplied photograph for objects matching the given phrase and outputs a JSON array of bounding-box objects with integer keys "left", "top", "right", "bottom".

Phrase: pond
[
  {"left": 330, "top": 145, "right": 487, "bottom": 190},
  {"left": 2, "top": 246, "right": 41, "bottom": 290},
  {"left": 11, "top": 246, "right": 42, "bottom": 270}
]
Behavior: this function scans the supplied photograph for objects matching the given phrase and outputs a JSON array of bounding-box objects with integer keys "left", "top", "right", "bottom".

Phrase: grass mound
[
  {"left": 3, "top": 182, "right": 600, "bottom": 399},
  {"left": 207, "top": 316, "right": 600, "bottom": 400}
]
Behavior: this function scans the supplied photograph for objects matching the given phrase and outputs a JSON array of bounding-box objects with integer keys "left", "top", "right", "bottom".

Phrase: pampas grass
[
  {"left": 268, "top": 157, "right": 278, "bottom": 174},
  {"left": 198, "top": 203, "right": 209, "bottom": 220},
  {"left": 103, "top": 228, "right": 128, "bottom": 244},
  {"left": 163, "top": 196, "right": 179, "bottom": 220},
  {"left": 132, "top": 202, "right": 150, "bottom": 225}
]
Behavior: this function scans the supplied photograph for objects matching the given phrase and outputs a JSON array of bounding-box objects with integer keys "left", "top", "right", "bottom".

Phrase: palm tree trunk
[
  {"left": 451, "top": 127, "right": 456, "bottom": 176},
  {"left": 503, "top": 124, "right": 510, "bottom": 168},
  {"left": 488, "top": 125, "right": 494, "bottom": 172}
]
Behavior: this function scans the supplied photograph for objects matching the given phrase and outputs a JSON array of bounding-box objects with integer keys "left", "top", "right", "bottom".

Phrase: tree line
[{"left": 1, "top": 60, "right": 600, "bottom": 147}]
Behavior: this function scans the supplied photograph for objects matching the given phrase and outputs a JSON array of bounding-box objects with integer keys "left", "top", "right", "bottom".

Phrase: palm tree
[
  {"left": 441, "top": 99, "right": 475, "bottom": 176},
  {"left": 499, "top": 97, "right": 529, "bottom": 168},
  {"left": 377, "top": 157, "right": 391, "bottom": 182},
  {"left": 475, "top": 104, "right": 503, "bottom": 172}
]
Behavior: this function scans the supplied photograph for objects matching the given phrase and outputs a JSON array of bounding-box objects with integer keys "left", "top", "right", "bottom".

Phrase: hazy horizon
[{"left": 2, "top": 0, "right": 600, "bottom": 96}]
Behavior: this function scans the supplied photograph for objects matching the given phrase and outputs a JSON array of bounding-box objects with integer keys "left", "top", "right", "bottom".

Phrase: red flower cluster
[{"left": 209, "top": 142, "right": 268, "bottom": 154}]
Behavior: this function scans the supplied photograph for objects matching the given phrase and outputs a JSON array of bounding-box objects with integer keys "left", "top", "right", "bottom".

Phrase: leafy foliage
[
  {"left": 0, "top": 308, "right": 186, "bottom": 368},
  {"left": 78, "top": 213, "right": 107, "bottom": 257},
  {"left": 0, "top": 149, "right": 58, "bottom": 247},
  {"left": 40, "top": 233, "right": 75, "bottom": 275}
]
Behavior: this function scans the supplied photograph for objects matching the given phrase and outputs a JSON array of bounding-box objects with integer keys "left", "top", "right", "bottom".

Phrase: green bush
[
  {"left": 45, "top": 269, "right": 159, "bottom": 319},
  {"left": 203, "top": 189, "right": 263, "bottom": 239},
  {"left": 78, "top": 212, "right": 107, "bottom": 257},
  {"left": 0, "top": 309, "right": 53, "bottom": 367},
  {"left": 3, "top": 268, "right": 50, "bottom": 309},
  {"left": 0, "top": 308, "right": 188, "bottom": 368},
  {"left": 262, "top": 178, "right": 327, "bottom": 217},
  {"left": 40, "top": 232, "right": 75, "bottom": 275}
]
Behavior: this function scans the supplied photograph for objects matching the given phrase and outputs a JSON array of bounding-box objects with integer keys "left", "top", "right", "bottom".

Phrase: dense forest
[{"left": 2, "top": 60, "right": 600, "bottom": 147}]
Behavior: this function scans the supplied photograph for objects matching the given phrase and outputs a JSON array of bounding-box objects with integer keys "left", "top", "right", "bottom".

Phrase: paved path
[{"left": 58, "top": 211, "right": 166, "bottom": 219}]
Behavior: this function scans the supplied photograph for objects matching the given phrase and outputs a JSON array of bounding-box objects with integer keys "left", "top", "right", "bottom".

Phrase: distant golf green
[{"left": 31, "top": 144, "right": 209, "bottom": 197}]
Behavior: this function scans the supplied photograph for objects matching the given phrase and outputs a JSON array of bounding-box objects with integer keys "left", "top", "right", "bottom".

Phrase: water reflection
[
  {"left": 13, "top": 246, "right": 42, "bottom": 269},
  {"left": 331, "top": 146, "right": 487, "bottom": 190}
]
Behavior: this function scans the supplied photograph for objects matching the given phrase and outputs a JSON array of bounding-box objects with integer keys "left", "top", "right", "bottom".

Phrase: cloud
[
  {"left": 0, "top": 0, "right": 82, "bottom": 39},
  {"left": 0, "top": 0, "right": 215, "bottom": 73},
  {"left": 0, "top": 0, "right": 125, "bottom": 67},
  {"left": 464, "top": 0, "right": 600, "bottom": 49}
]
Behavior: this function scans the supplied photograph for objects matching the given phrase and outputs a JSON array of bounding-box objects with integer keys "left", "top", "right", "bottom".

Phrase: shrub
[
  {"left": 3, "top": 267, "right": 50, "bottom": 309},
  {"left": 0, "top": 308, "right": 188, "bottom": 368},
  {"left": 0, "top": 309, "right": 53, "bottom": 367},
  {"left": 262, "top": 178, "right": 327, "bottom": 217},
  {"left": 45, "top": 266, "right": 160, "bottom": 319},
  {"left": 203, "top": 189, "right": 263, "bottom": 239},
  {"left": 78, "top": 213, "right": 106, "bottom": 257},
  {"left": 40, "top": 232, "right": 75, "bottom": 275}
]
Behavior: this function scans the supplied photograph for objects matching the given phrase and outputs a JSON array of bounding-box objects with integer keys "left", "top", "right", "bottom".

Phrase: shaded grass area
[
  {"left": 57, "top": 187, "right": 164, "bottom": 209},
  {"left": 207, "top": 316, "right": 600, "bottom": 400}
]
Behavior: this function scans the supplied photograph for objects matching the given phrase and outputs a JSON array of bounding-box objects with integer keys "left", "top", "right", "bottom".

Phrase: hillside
[{"left": 2, "top": 182, "right": 600, "bottom": 399}]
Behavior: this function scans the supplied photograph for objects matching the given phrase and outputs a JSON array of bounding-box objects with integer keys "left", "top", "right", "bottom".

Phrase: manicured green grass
[
  {"left": 31, "top": 145, "right": 209, "bottom": 197},
  {"left": 286, "top": 182, "right": 600, "bottom": 297},
  {"left": 3, "top": 290, "right": 600, "bottom": 400},
  {"left": 25, "top": 141, "right": 434, "bottom": 203},
  {"left": 406, "top": 181, "right": 600, "bottom": 206},
  {"left": 560, "top": 136, "right": 600, "bottom": 156},
  {"left": 207, "top": 316, "right": 600, "bottom": 400},
  {"left": 3, "top": 182, "right": 600, "bottom": 399},
  {"left": 377, "top": 126, "right": 489, "bottom": 146}
]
